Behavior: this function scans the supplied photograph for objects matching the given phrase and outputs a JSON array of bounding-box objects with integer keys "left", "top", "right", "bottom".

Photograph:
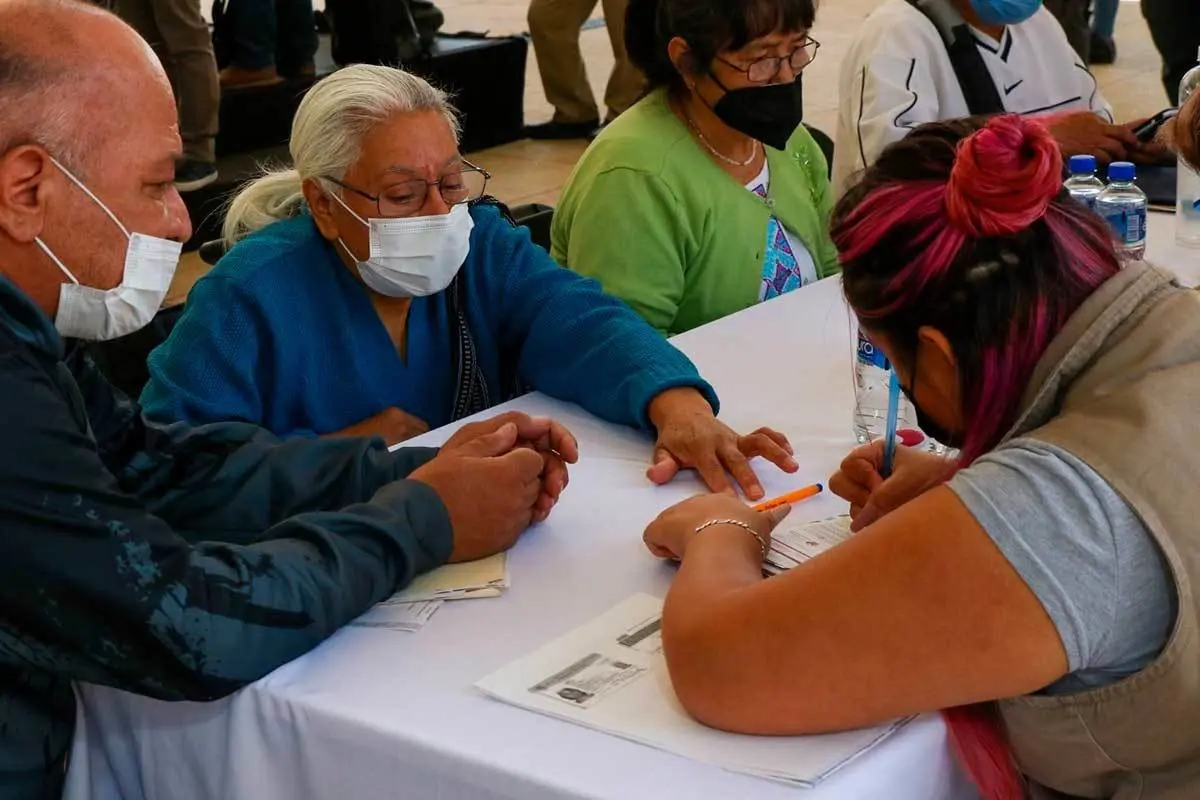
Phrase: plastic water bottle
[
  {"left": 1064, "top": 155, "right": 1104, "bottom": 209},
  {"left": 1096, "top": 162, "right": 1147, "bottom": 262},
  {"left": 1176, "top": 49, "right": 1200, "bottom": 248},
  {"left": 852, "top": 329, "right": 916, "bottom": 445}
]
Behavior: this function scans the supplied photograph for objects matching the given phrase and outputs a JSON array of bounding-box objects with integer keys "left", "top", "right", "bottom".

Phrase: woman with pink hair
[{"left": 642, "top": 114, "right": 1200, "bottom": 799}]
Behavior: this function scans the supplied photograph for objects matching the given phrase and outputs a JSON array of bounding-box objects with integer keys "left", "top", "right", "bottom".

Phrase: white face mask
[
  {"left": 330, "top": 191, "right": 474, "bottom": 298},
  {"left": 34, "top": 157, "right": 182, "bottom": 341}
]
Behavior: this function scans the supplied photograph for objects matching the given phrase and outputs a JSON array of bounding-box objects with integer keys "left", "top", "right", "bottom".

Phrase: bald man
[{"left": 0, "top": 2, "right": 572, "bottom": 796}]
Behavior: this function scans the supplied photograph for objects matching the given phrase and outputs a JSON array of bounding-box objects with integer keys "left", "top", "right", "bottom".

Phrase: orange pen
[{"left": 753, "top": 482, "right": 823, "bottom": 512}]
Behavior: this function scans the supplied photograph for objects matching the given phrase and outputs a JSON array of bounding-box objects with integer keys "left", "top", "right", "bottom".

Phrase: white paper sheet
[
  {"left": 392, "top": 553, "right": 510, "bottom": 603},
  {"left": 351, "top": 599, "right": 442, "bottom": 632},
  {"left": 477, "top": 593, "right": 908, "bottom": 788}
]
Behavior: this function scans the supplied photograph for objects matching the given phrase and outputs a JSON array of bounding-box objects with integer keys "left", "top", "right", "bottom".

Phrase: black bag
[
  {"left": 905, "top": 0, "right": 1005, "bottom": 116},
  {"left": 324, "top": 0, "right": 445, "bottom": 66}
]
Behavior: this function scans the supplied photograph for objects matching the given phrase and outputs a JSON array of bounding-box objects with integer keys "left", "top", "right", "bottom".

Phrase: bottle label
[
  {"left": 856, "top": 330, "right": 890, "bottom": 369},
  {"left": 1101, "top": 205, "right": 1146, "bottom": 245}
]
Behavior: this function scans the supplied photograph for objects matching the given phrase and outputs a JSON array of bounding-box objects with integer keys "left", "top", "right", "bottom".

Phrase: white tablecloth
[
  {"left": 66, "top": 277, "right": 973, "bottom": 800},
  {"left": 1147, "top": 211, "right": 1200, "bottom": 285}
]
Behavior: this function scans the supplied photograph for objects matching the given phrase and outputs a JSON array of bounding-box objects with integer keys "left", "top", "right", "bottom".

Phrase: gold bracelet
[{"left": 693, "top": 518, "right": 768, "bottom": 559}]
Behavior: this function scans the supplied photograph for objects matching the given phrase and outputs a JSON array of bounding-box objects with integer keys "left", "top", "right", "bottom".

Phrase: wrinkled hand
[
  {"left": 1046, "top": 112, "right": 1139, "bottom": 165},
  {"left": 643, "top": 492, "right": 792, "bottom": 561},
  {"left": 646, "top": 388, "right": 798, "bottom": 500},
  {"left": 332, "top": 406, "right": 429, "bottom": 446},
  {"left": 828, "top": 440, "right": 951, "bottom": 532},
  {"left": 442, "top": 411, "right": 579, "bottom": 523},
  {"left": 411, "top": 422, "right": 547, "bottom": 562}
]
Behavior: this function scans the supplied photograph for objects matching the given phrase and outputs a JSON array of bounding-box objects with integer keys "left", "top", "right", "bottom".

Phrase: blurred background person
[
  {"left": 1141, "top": 0, "right": 1200, "bottom": 104},
  {"left": 216, "top": 0, "right": 318, "bottom": 87},
  {"left": 115, "top": 0, "right": 219, "bottom": 190},
  {"left": 1045, "top": 0, "right": 1090, "bottom": 61},
  {"left": 1090, "top": 0, "right": 1120, "bottom": 64},
  {"left": 526, "top": 0, "right": 644, "bottom": 139}
]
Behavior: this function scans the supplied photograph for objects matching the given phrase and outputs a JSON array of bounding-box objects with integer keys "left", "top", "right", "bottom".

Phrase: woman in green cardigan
[{"left": 550, "top": 0, "right": 837, "bottom": 336}]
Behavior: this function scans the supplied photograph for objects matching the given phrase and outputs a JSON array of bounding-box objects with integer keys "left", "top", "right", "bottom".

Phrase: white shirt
[
  {"left": 831, "top": 0, "right": 1115, "bottom": 197},
  {"left": 744, "top": 161, "right": 819, "bottom": 299}
]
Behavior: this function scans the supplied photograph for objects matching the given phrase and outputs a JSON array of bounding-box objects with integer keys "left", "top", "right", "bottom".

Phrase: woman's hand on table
[
  {"left": 646, "top": 387, "right": 798, "bottom": 500},
  {"left": 643, "top": 493, "right": 792, "bottom": 562},
  {"left": 442, "top": 411, "right": 579, "bottom": 523},
  {"left": 828, "top": 441, "right": 951, "bottom": 531},
  {"left": 329, "top": 406, "right": 429, "bottom": 445}
]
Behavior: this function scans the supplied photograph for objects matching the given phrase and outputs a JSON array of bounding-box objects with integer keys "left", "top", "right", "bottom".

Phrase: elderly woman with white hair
[{"left": 141, "top": 65, "right": 797, "bottom": 498}]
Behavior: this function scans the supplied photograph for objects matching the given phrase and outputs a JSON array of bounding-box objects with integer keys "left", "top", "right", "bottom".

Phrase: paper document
[
  {"left": 477, "top": 593, "right": 908, "bottom": 788},
  {"left": 351, "top": 599, "right": 442, "bottom": 632},
  {"left": 393, "top": 552, "right": 510, "bottom": 603},
  {"left": 764, "top": 515, "right": 853, "bottom": 576}
]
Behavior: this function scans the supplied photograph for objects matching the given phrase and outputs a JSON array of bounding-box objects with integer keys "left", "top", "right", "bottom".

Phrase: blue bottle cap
[
  {"left": 1107, "top": 161, "right": 1136, "bottom": 181},
  {"left": 1068, "top": 154, "right": 1096, "bottom": 174}
]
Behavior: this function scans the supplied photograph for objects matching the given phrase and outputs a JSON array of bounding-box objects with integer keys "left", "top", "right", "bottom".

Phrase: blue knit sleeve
[
  {"left": 142, "top": 272, "right": 276, "bottom": 431},
  {"left": 471, "top": 205, "right": 719, "bottom": 431}
]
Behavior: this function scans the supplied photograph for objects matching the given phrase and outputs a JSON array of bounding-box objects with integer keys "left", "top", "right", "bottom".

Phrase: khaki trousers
[
  {"left": 115, "top": 0, "right": 220, "bottom": 163},
  {"left": 528, "top": 0, "right": 645, "bottom": 124}
]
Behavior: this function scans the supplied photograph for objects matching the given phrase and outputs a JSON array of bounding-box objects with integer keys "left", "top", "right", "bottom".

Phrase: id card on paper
[
  {"left": 528, "top": 652, "right": 647, "bottom": 709},
  {"left": 765, "top": 515, "right": 852, "bottom": 575}
]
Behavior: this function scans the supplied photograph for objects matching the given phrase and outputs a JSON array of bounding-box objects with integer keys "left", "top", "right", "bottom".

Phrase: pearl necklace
[{"left": 684, "top": 113, "right": 759, "bottom": 167}]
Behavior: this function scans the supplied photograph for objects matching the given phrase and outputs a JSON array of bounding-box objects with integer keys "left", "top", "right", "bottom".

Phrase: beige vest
[{"left": 995, "top": 262, "right": 1200, "bottom": 799}]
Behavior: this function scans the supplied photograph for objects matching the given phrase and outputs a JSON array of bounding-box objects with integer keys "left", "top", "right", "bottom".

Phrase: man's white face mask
[
  {"left": 34, "top": 156, "right": 182, "bottom": 341},
  {"left": 329, "top": 190, "right": 474, "bottom": 298}
]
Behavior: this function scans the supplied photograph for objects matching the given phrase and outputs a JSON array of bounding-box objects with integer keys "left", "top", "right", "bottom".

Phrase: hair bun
[{"left": 944, "top": 114, "right": 1062, "bottom": 238}]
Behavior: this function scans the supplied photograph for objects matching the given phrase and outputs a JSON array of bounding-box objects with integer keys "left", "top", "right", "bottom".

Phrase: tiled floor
[{"left": 172, "top": 0, "right": 1173, "bottom": 304}]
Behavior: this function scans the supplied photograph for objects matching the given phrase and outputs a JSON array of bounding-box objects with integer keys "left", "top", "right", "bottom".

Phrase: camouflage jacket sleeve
[{"left": 0, "top": 346, "right": 452, "bottom": 699}]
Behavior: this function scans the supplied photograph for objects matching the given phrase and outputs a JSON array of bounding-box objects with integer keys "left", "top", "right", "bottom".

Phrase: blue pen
[{"left": 881, "top": 369, "right": 900, "bottom": 479}]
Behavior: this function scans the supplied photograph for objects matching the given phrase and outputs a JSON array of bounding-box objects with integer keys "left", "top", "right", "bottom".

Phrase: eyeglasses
[
  {"left": 718, "top": 37, "right": 821, "bottom": 84},
  {"left": 325, "top": 161, "right": 491, "bottom": 218}
]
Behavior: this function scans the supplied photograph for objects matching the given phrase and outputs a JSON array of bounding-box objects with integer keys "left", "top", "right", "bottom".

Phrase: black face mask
[
  {"left": 899, "top": 353, "right": 964, "bottom": 449},
  {"left": 708, "top": 74, "right": 804, "bottom": 151}
]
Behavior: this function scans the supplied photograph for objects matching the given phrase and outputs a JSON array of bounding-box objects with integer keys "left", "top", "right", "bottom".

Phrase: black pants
[
  {"left": 1142, "top": 0, "right": 1200, "bottom": 104},
  {"left": 1045, "top": 0, "right": 1091, "bottom": 62}
]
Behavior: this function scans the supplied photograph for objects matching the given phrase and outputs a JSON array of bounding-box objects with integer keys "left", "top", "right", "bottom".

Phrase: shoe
[
  {"left": 220, "top": 65, "right": 283, "bottom": 88},
  {"left": 1090, "top": 32, "right": 1116, "bottom": 65},
  {"left": 175, "top": 160, "right": 218, "bottom": 193},
  {"left": 525, "top": 119, "right": 601, "bottom": 140}
]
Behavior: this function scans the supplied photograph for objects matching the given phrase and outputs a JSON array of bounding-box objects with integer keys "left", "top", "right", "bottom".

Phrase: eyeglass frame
[
  {"left": 323, "top": 160, "right": 492, "bottom": 218},
  {"left": 715, "top": 36, "right": 821, "bottom": 84}
]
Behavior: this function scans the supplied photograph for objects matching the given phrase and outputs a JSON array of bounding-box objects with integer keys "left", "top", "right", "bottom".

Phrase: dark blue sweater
[
  {"left": 140, "top": 203, "right": 717, "bottom": 436},
  {"left": 0, "top": 273, "right": 454, "bottom": 799}
]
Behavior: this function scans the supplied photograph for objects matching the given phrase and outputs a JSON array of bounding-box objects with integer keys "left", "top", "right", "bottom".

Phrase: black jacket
[{"left": 0, "top": 274, "right": 452, "bottom": 798}]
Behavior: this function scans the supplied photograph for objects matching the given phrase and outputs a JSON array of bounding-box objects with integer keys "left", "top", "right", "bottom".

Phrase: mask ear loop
[
  {"left": 48, "top": 156, "right": 131, "bottom": 240},
  {"left": 34, "top": 238, "right": 81, "bottom": 285},
  {"left": 324, "top": 184, "right": 371, "bottom": 264}
]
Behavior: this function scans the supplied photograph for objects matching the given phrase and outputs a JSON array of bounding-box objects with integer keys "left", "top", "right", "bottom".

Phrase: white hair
[{"left": 222, "top": 64, "right": 460, "bottom": 244}]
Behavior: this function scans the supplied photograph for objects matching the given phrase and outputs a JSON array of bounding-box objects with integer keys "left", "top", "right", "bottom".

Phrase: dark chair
[
  {"left": 510, "top": 202, "right": 554, "bottom": 251},
  {"left": 87, "top": 305, "right": 185, "bottom": 399},
  {"left": 803, "top": 124, "right": 835, "bottom": 179}
]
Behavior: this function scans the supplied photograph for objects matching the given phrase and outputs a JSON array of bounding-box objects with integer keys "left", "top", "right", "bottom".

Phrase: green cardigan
[{"left": 550, "top": 89, "right": 840, "bottom": 336}]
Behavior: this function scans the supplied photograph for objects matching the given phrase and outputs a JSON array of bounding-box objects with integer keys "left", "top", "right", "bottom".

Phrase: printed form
[{"left": 478, "top": 516, "right": 908, "bottom": 787}]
